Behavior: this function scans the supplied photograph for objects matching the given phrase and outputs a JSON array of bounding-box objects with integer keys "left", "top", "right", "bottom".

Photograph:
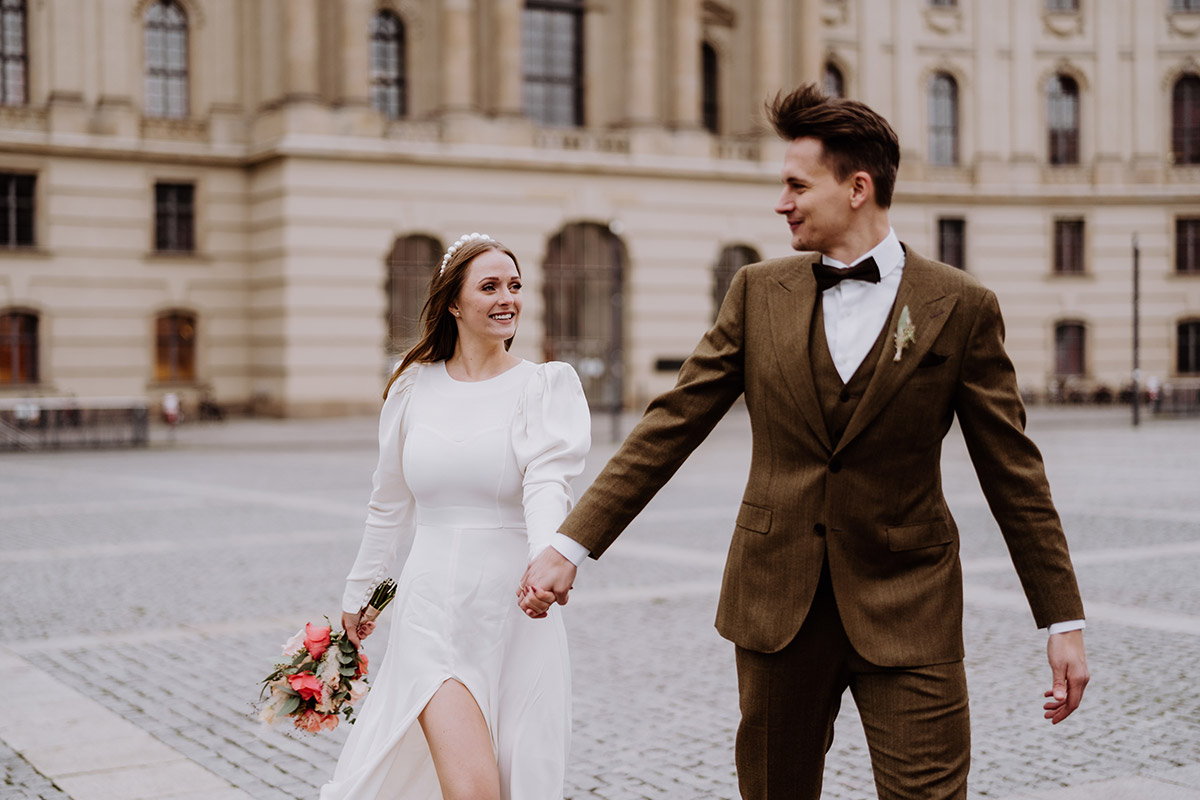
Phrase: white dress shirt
[{"left": 549, "top": 229, "right": 1083, "bottom": 635}]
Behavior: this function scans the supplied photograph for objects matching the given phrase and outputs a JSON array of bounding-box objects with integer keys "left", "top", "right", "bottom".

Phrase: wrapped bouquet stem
[{"left": 361, "top": 577, "right": 398, "bottom": 623}]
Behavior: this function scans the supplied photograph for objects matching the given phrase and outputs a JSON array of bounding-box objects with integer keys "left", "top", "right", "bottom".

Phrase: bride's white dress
[{"left": 319, "top": 360, "right": 590, "bottom": 800}]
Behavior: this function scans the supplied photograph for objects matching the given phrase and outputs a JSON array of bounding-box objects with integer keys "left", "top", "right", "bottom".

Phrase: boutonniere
[{"left": 893, "top": 305, "right": 916, "bottom": 362}]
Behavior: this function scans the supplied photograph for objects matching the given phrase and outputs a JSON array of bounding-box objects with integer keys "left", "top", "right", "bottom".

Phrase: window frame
[
  {"left": 928, "top": 72, "right": 959, "bottom": 166},
  {"left": 713, "top": 244, "right": 760, "bottom": 321},
  {"left": 937, "top": 217, "right": 966, "bottom": 270},
  {"left": 1045, "top": 0, "right": 1080, "bottom": 11},
  {"left": 1054, "top": 321, "right": 1086, "bottom": 377},
  {"left": 154, "top": 310, "right": 197, "bottom": 384},
  {"left": 1172, "top": 74, "right": 1200, "bottom": 166},
  {"left": 1053, "top": 218, "right": 1086, "bottom": 275},
  {"left": 522, "top": 0, "right": 585, "bottom": 128},
  {"left": 369, "top": 10, "right": 407, "bottom": 120},
  {"left": 701, "top": 41, "right": 719, "bottom": 134},
  {"left": 0, "top": 309, "right": 37, "bottom": 385},
  {"left": 154, "top": 181, "right": 196, "bottom": 254},
  {"left": 385, "top": 234, "right": 442, "bottom": 355},
  {"left": 0, "top": 171, "right": 35, "bottom": 248},
  {"left": 824, "top": 62, "right": 844, "bottom": 99},
  {"left": 143, "top": 0, "right": 189, "bottom": 120},
  {"left": 1047, "top": 74, "right": 1080, "bottom": 166},
  {"left": 0, "top": 0, "right": 28, "bottom": 107},
  {"left": 1177, "top": 217, "right": 1200, "bottom": 274},
  {"left": 1179, "top": 320, "right": 1200, "bottom": 375}
]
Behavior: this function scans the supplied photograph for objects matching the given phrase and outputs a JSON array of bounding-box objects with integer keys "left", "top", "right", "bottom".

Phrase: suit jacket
[{"left": 559, "top": 247, "right": 1085, "bottom": 667}]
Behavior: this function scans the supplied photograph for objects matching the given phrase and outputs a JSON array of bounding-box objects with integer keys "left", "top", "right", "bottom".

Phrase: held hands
[
  {"left": 517, "top": 546, "right": 578, "bottom": 619},
  {"left": 1044, "top": 629, "right": 1089, "bottom": 724},
  {"left": 340, "top": 610, "right": 376, "bottom": 649}
]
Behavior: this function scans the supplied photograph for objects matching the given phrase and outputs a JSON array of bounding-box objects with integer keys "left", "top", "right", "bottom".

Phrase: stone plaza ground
[{"left": 1, "top": 404, "right": 1198, "bottom": 800}]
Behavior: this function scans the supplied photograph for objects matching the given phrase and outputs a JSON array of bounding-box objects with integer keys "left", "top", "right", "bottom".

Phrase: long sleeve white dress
[{"left": 319, "top": 359, "right": 590, "bottom": 800}]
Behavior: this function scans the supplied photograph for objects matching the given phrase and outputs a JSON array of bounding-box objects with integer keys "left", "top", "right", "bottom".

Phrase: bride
[{"left": 319, "top": 233, "right": 591, "bottom": 800}]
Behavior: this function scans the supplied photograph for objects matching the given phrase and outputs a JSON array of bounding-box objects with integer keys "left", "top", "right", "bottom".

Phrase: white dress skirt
[{"left": 319, "top": 360, "right": 591, "bottom": 800}]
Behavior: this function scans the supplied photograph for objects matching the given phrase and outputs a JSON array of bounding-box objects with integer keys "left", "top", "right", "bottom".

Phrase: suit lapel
[
  {"left": 767, "top": 255, "right": 832, "bottom": 452},
  {"left": 835, "top": 250, "right": 958, "bottom": 452}
]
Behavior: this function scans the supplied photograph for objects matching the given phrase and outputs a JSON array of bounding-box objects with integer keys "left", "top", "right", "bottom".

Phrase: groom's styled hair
[{"left": 765, "top": 84, "right": 901, "bottom": 208}]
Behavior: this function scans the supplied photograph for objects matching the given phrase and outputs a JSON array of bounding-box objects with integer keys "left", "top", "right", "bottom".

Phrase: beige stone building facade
[{"left": 0, "top": 0, "right": 1198, "bottom": 417}]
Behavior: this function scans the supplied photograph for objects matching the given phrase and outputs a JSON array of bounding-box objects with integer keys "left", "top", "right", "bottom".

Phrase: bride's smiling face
[{"left": 449, "top": 248, "right": 523, "bottom": 345}]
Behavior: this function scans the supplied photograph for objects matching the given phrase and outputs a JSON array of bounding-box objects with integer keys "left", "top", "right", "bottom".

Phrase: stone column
[
  {"left": 442, "top": 0, "right": 475, "bottom": 112},
  {"left": 796, "top": 0, "right": 822, "bottom": 86},
  {"left": 493, "top": 0, "right": 524, "bottom": 116},
  {"left": 1131, "top": 0, "right": 1156, "bottom": 165},
  {"left": 757, "top": 0, "right": 786, "bottom": 102},
  {"left": 283, "top": 0, "right": 321, "bottom": 101},
  {"left": 342, "top": 0, "right": 372, "bottom": 107},
  {"left": 1009, "top": 0, "right": 1038, "bottom": 163},
  {"left": 670, "top": 0, "right": 701, "bottom": 128},
  {"left": 626, "top": 0, "right": 658, "bottom": 126},
  {"left": 1094, "top": 0, "right": 1121, "bottom": 179}
]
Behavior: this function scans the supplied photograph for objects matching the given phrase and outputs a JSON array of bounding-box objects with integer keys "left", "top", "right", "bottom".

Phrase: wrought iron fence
[{"left": 0, "top": 397, "right": 150, "bottom": 451}]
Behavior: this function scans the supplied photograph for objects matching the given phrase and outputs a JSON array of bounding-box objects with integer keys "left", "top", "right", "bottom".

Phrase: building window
[
  {"left": 0, "top": 0, "right": 26, "bottom": 106},
  {"left": 1047, "top": 74, "right": 1080, "bottom": 165},
  {"left": 1171, "top": 0, "right": 1200, "bottom": 11},
  {"left": 369, "top": 10, "right": 406, "bottom": 119},
  {"left": 937, "top": 218, "right": 965, "bottom": 269},
  {"left": 1054, "top": 321, "right": 1085, "bottom": 376},
  {"left": 928, "top": 0, "right": 957, "bottom": 6},
  {"left": 0, "top": 310, "right": 37, "bottom": 385},
  {"left": 542, "top": 222, "right": 625, "bottom": 408},
  {"left": 1172, "top": 74, "right": 1200, "bottom": 165},
  {"left": 154, "top": 182, "right": 194, "bottom": 253},
  {"left": 1046, "top": 0, "right": 1079, "bottom": 10},
  {"left": 155, "top": 311, "right": 196, "bottom": 383},
  {"left": 522, "top": 0, "right": 584, "bottom": 127},
  {"left": 824, "top": 62, "right": 844, "bottom": 98},
  {"left": 1180, "top": 321, "right": 1200, "bottom": 374},
  {"left": 386, "top": 234, "right": 441, "bottom": 354},
  {"left": 144, "top": 0, "right": 188, "bottom": 119},
  {"left": 928, "top": 72, "right": 958, "bottom": 166},
  {"left": 713, "top": 245, "right": 760, "bottom": 321},
  {"left": 701, "top": 42, "right": 718, "bottom": 134},
  {"left": 1053, "top": 219, "right": 1085, "bottom": 274},
  {"left": 0, "top": 172, "right": 34, "bottom": 248},
  {"left": 1178, "top": 217, "right": 1200, "bottom": 273}
]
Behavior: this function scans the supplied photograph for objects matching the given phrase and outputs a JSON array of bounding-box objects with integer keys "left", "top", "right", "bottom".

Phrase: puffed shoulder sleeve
[
  {"left": 512, "top": 362, "right": 592, "bottom": 561},
  {"left": 341, "top": 367, "right": 419, "bottom": 614}
]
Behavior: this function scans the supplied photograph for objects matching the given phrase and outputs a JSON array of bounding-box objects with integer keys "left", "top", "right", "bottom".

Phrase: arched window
[
  {"left": 1054, "top": 321, "right": 1085, "bottom": 377},
  {"left": 713, "top": 244, "right": 759, "bottom": 320},
  {"left": 824, "top": 62, "right": 844, "bottom": 98},
  {"left": 1172, "top": 74, "right": 1200, "bottom": 165},
  {"left": 155, "top": 310, "right": 196, "bottom": 383},
  {"left": 0, "top": 309, "right": 37, "bottom": 384},
  {"left": 928, "top": 72, "right": 958, "bottom": 166},
  {"left": 369, "top": 10, "right": 406, "bottom": 119},
  {"left": 522, "top": 0, "right": 584, "bottom": 127},
  {"left": 1047, "top": 74, "right": 1079, "bottom": 165},
  {"left": 144, "top": 0, "right": 188, "bottom": 119},
  {"left": 542, "top": 222, "right": 625, "bottom": 408},
  {"left": 0, "top": 0, "right": 27, "bottom": 107},
  {"left": 386, "top": 234, "right": 442, "bottom": 354},
  {"left": 701, "top": 42, "right": 719, "bottom": 134},
  {"left": 1179, "top": 320, "right": 1200, "bottom": 375}
]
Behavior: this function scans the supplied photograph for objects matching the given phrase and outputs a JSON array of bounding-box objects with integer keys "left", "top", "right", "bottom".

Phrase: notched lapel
[
  {"left": 767, "top": 259, "right": 832, "bottom": 452},
  {"left": 835, "top": 257, "right": 959, "bottom": 452}
]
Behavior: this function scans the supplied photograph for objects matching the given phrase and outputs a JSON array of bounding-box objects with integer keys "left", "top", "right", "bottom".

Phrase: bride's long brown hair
[{"left": 383, "top": 238, "right": 521, "bottom": 399}]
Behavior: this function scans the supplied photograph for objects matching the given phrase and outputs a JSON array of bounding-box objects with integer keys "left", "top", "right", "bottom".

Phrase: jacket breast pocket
[
  {"left": 736, "top": 502, "right": 772, "bottom": 534},
  {"left": 887, "top": 519, "right": 952, "bottom": 551}
]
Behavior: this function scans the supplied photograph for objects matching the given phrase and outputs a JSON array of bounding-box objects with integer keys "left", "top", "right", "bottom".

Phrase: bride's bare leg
[{"left": 419, "top": 679, "right": 501, "bottom": 800}]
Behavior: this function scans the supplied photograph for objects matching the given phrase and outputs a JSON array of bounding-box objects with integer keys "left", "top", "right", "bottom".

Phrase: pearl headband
[{"left": 440, "top": 232, "right": 494, "bottom": 276}]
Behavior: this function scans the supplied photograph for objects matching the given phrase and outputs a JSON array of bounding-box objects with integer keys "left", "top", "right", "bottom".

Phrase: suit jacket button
[
  {"left": 813, "top": 523, "right": 826, "bottom": 535},
  {"left": 838, "top": 389, "right": 851, "bottom": 403},
  {"left": 829, "top": 458, "right": 842, "bottom": 473}
]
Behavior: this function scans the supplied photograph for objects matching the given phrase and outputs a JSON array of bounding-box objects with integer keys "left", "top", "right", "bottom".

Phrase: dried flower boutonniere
[{"left": 893, "top": 305, "right": 916, "bottom": 362}]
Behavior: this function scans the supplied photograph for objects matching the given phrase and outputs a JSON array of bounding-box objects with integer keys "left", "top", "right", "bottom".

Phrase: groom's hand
[
  {"left": 519, "top": 547, "right": 577, "bottom": 618},
  {"left": 1044, "top": 629, "right": 1089, "bottom": 724}
]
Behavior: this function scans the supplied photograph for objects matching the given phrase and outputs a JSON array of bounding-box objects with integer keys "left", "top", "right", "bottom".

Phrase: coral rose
[
  {"left": 304, "top": 622, "right": 332, "bottom": 660},
  {"left": 287, "top": 672, "right": 324, "bottom": 702},
  {"left": 356, "top": 652, "right": 368, "bottom": 678},
  {"left": 295, "top": 709, "right": 339, "bottom": 733}
]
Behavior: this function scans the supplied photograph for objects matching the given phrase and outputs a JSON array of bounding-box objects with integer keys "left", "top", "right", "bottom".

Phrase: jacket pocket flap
[
  {"left": 887, "top": 520, "right": 952, "bottom": 551},
  {"left": 736, "top": 502, "right": 772, "bottom": 534}
]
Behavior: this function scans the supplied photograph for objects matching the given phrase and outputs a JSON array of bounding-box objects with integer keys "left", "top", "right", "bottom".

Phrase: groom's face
[{"left": 774, "top": 137, "right": 855, "bottom": 255}]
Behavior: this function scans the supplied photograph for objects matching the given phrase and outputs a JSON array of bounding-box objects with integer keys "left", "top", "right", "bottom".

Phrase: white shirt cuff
[
  {"left": 1046, "top": 619, "right": 1086, "bottom": 635},
  {"left": 550, "top": 532, "right": 590, "bottom": 566}
]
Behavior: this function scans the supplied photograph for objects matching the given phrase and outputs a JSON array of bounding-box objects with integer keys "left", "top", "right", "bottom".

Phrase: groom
[{"left": 521, "top": 84, "right": 1089, "bottom": 799}]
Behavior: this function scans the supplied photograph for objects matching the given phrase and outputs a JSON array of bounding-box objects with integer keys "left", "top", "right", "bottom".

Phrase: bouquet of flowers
[{"left": 257, "top": 578, "right": 397, "bottom": 732}]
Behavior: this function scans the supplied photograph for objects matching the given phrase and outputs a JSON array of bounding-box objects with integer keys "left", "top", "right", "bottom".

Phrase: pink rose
[
  {"left": 356, "top": 652, "right": 368, "bottom": 678},
  {"left": 281, "top": 628, "right": 306, "bottom": 658},
  {"left": 304, "top": 622, "right": 331, "bottom": 660},
  {"left": 287, "top": 672, "right": 324, "bottom": 702},
  {"left": 295, "top": 709, "right": 339, "bottom": 733}
]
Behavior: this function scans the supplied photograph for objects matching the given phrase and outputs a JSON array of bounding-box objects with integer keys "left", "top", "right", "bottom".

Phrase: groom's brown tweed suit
[{"left": 558, "top": 247, "right": 1085, "bottom": 798}]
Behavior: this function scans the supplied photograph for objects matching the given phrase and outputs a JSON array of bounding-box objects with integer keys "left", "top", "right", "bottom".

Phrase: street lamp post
[{"left": 1132, "top": 233, "right": 1140, "bottom": 427}]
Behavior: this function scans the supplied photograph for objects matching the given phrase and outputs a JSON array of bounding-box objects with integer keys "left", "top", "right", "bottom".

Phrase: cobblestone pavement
[{"left": 1, "top": 405, "right": 1199, "bottom": 799}]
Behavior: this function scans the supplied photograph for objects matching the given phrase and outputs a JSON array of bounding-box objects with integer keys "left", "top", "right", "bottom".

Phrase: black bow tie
[{"left": 812, "top": 257, "right": 882, "bottom": 292}]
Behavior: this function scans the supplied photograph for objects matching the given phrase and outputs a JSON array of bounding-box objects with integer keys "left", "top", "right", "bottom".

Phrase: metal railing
[{"left": 0, "top": 397, "right": 150, "bottom": 451}]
